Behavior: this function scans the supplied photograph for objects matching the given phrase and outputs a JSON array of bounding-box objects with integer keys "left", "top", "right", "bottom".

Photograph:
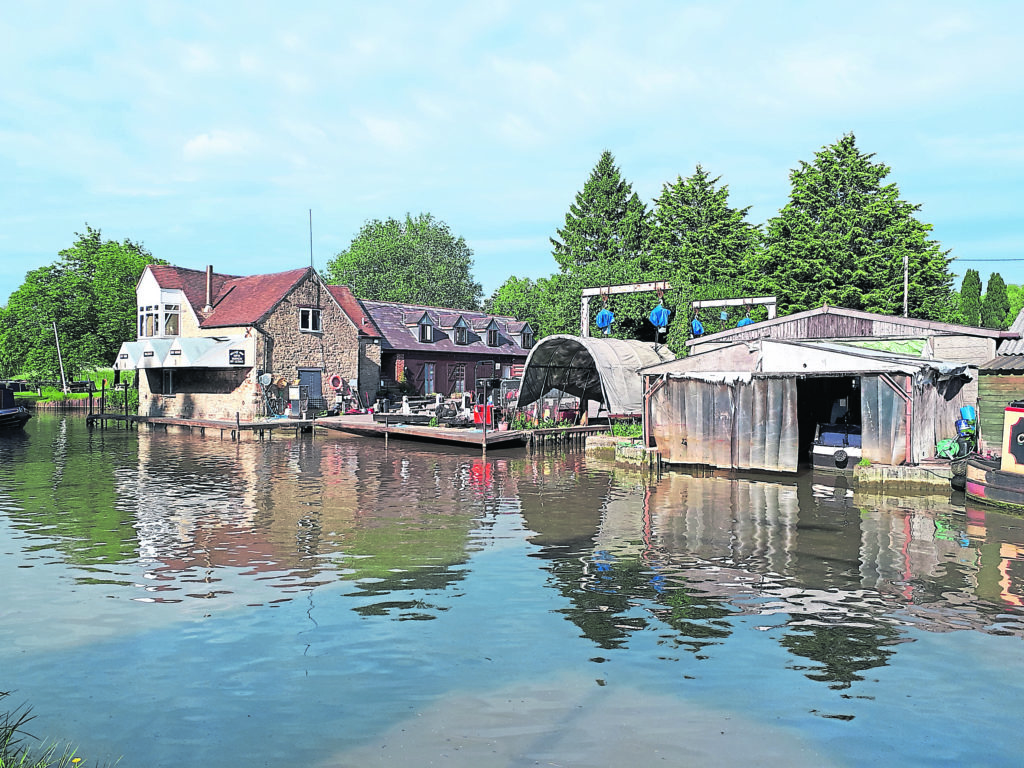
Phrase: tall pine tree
[
  {"left": 547, "top": 151, "right": 651, "bottom": 336},
  {"left": 959, "top": 269, "right": 982, "bottom": 326},
  {"left": 754, "top": 134, "right": 955, "bottom": 318},
  {"left": 981, "top": 272, "right": 1010, "bottom": 329}
]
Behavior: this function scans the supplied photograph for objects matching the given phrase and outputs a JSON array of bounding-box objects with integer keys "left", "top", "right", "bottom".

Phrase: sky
[{"left": 2, "top": 1, "right": 1023, "bottom": 307}]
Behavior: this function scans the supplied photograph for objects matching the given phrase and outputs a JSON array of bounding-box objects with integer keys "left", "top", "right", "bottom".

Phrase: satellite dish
[{"left": 259, "top": 373, "right": 273, "bottom": 386}]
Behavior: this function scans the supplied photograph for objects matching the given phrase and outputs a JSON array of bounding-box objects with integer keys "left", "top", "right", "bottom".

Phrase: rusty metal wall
[{"left": 650, "top": 376, "right": 799, "bottom": 472}]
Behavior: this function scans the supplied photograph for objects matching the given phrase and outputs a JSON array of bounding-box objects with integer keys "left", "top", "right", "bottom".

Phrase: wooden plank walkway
[
  {"left": 316, "top": 414, "right": 529, "bottom": 448},
  {"left": 86, "top": 412, "right": 315, "bottom": 439}
]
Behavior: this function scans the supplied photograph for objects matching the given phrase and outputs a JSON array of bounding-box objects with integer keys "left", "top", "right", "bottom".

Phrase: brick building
[{"left": 115, "top": 265, "right": 381, "bottom": 421}]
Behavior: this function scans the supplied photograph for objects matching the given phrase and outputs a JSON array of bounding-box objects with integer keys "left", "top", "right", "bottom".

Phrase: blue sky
[{"left": 2, "top": 1, "right": 1023, "bottom": 306}]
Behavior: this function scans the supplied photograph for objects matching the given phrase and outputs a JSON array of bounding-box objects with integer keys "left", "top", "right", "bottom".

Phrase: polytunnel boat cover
[{"left": 515, "top": 334, "right": 675, "bottom": 416}]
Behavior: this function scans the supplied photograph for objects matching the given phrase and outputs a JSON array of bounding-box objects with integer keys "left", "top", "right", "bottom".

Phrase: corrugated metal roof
[
  {"left": 981, "top": 355, "right": 1024, "bottom": 373},
  {"left": 999, "top": 308, "right": 1024, "bottom": 355}
]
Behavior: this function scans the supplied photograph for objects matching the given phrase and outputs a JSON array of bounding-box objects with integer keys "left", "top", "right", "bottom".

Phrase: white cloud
[
  {"left": 359, "top": 115, "right": 414, "bottom": 152},
  {"left": 182, "top": 130, "right": 255, "bottom": 161}
]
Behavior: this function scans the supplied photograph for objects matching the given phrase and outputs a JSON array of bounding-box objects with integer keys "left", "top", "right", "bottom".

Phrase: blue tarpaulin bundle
[
  {"left": 596, "top": 308, "right": 615, "bottom": 335},
  {"left": 649, "top": 304, "right": 670, "bottom": 330}
]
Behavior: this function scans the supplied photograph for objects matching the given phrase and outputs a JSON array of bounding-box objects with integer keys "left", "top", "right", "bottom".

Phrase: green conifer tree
[
  {"left": 981, "top": 272, "right": 1010, "bottom": 329},
  {"left": 959, "top": 269, "right": 982, "bottom": 326},
  {"left": 753, "top": 134, "right": 955, "bottom": 318}
]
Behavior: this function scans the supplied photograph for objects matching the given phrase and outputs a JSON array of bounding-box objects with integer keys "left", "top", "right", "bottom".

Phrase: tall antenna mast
[{"left": 309, "top": 208, "right": 314, "bottom": 268}]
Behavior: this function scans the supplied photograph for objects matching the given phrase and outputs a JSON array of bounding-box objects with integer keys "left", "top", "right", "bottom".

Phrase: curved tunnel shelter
[{"left": 516, "top": 335, "right": 675, "bottom": 416}]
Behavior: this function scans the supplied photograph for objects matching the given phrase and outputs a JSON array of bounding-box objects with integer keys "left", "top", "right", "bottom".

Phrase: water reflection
[{"left": 3, "top": 416, "right": 1024, "bottom": 699}]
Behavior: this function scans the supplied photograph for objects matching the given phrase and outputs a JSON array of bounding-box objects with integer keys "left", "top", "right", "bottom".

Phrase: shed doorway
[{"left": 796, "top": 376, "right": 861, "bottom": 466}]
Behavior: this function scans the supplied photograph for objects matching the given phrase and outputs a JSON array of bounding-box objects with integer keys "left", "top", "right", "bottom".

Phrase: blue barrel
[{"left": 956, "top": 418, "right": 974, "bottom": 435}]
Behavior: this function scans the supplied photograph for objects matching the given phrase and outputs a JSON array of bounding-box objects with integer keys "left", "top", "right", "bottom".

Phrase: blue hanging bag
[{"left": 690, "top": 317, "right": 704, "bottom": 336}]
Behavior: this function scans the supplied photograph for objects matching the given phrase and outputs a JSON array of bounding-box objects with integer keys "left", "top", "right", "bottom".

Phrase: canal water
[{"left": 1, "top": 414, "right": 1023, "bottom": 767}]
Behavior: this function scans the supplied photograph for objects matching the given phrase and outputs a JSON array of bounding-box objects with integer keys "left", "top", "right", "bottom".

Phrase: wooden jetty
[
  {"left": 86, "top": 412, "right": 316, "bottom": 440},
  {"left": 317, "top": 414, "right": 529, "bottom": 448},
  {"left": 317, "top": 414, "right": 614, "bottom": 451}
]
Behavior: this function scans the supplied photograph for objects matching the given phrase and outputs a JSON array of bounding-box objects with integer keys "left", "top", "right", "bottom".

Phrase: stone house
[{"left": 115, "top": 264, "right": 381, "bottom": 421}]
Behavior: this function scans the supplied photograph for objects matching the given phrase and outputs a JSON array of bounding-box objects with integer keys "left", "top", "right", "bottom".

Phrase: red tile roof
[
  {"left": 326, "top": 285, "right": 382, "bottom": 338},
  {"left": 148, "top": 264, "right": 311, "bottom": 328}
]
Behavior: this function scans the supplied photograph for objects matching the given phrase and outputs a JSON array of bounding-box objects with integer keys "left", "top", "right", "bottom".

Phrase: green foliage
[
  {"left": 981, "top": 272, "right": 1010, "bottom": 329},
  {"left": 1, "top": 691, "right": 88, "bottom": 767},
  {"left": 546, "top": 151, "right": 653, "bottom": 339},
  {"left": 325, "top": 213, "right": 482, "bottom": 309},
  {"left": 959, "top": 269, "right": 982, "bottom": 326},
  {"left": 484, "top": 276, "right": 543, "bottom": 333},
  {"left": 1005, "top": 283, "right": 1024, "bottom": 329},
  {"left": 753, "top": 134, "right": 955, "bottom": 319},
  {"left": 648, "top": 165, "right": 761, "bottom": 290},
  {"left": 0, "top": 226, "right": 162, "bottom": 379},
  {"left": 608, "top": 421, "right": 642, "bottom": 438},
  {"left": 857, "top": 457, "right": 872, "bottom": 467}
]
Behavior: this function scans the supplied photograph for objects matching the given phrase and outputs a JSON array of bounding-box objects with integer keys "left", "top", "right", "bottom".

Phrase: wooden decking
[
  {"left": 86, "top": 412, "right": 316, "bottom": 439},
  {"left": 316, "top": 414, "right": 529, "bottom": 448}
]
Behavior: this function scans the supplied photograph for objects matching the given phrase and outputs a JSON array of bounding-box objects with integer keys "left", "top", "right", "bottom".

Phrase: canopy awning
[
  {"left": 516, "top": 335, "right": 675, "bottom": 416},
  {"left": 114, "top": 337, "right": 250, "bottom": 369}
]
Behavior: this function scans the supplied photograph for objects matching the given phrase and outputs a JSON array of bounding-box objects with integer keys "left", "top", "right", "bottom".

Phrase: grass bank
[{"left": 0, "top": 691, "right": 105, "bottom": 767}]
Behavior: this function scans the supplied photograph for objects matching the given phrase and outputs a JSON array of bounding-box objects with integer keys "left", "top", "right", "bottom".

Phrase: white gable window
[
  {"left": 139, "top": 305, "right": 159, "bottom": 337},
  {"left": 487, "top": 327, "right": 499, "bottom": 347},
  {"left": 300, "top": 307, "right": 322, "bottom": 333},
  {"left": 521, "top": 329, "right": 533, "bottom": 349},
  {"left": 419, "top": 320, "right": 433, "bottom": 343}
]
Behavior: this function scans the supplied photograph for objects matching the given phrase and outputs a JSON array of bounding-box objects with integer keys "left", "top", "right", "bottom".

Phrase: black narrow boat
[{"left": 0, "top": 386, "right": 31, "bottom": 431}]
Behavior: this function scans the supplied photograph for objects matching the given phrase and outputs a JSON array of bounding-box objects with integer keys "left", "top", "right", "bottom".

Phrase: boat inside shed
[{"left": 796, "top": 375, "right": 861, "bottom": 465}]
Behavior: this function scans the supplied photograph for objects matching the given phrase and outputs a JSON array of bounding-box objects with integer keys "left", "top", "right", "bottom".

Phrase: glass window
[
  {"left": 300, "top": 308, "right": 322, "bottom": 332},
  {"left": 450, "top": 363, "right": 466, "bottom": 392},
  {"left": 419, "top": 323, "right": 432, "bottom": 343},
  {"left": 161, "top": 369, "right": 174, "bottom": 396},
  {"left": 163, "top": 304, "right": 180, "bottom": 336},
  {"left": 487, "top": 328, "right": 499, "bottom": 347},
  {"left": 455, "top": 326, "right": 468, "bottom": 345},
  {"left": 522, "top": 331, "right": 533, "bottom": 349}
]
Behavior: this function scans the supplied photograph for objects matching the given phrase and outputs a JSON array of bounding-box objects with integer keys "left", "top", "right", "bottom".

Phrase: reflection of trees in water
[
  {"left": 542, "top": 549, "right": 734, "bottom": 654},
  {"left": 780, "top": 616, "right": 902, "bottom": 690}
]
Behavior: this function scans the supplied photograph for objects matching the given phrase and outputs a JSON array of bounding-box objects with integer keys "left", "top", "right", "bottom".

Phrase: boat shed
[
  {"left": 516, "top": 335, "right": 675, "bottom": 417},
  {"left": 977, "top": 307, "right": 1024, "bottom": 453},
  {"left": 641, "top": 338, "right": 975, "bottom": 473}
]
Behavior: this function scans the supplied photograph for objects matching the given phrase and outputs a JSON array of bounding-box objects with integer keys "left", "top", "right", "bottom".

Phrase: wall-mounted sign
[
  {"left": 229, "top": 349, "right": 245, "bottom": 365},
  {"left": 119, "top": 353, "right": 128, "bottom": 359},
  {"left": 143, "top": 351, "right": 154, "bottom": 357},
  {"left": 169, "top": 349, "right": 181, "bottom": 356}
]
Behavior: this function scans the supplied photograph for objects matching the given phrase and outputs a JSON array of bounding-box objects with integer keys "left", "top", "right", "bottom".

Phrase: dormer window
[
  {"left": 487, "top": 328, "right": 499, "bottom": 347},
  {"left": 300, "top": 307, "right": 322, "bottom": 333},
  {"left": 455, "top": 326, "right": 468, "bottom": 345},
  {"left": 419, "top": 321, "right": 432, "bottom": 343},
  {"left": 521, "top": 330, "right": 533, "bottom": 349}
]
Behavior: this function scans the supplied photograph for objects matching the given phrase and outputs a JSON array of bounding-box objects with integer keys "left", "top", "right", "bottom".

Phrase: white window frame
[
  {"left": 163, "top": 304, "right": 180, "bottom": 336},
  {"left": 299, "top": 307, "right": 322, "bottom": 333},
  {"left": 521, "top": 330, "right": 533, "bottom": 349},
  {"left": 419, "top": 322, "right": 432, "bottom": 343},
  {"left": 455, "top": 326, "right": 468, "bottom": 345},
  {"left": 487, "top": 328, "right": 499, "bottom": 347}
]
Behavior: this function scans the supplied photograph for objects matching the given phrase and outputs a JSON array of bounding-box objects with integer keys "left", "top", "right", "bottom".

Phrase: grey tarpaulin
[{"left": 516, "top": 334, "right": 675, "bottom": 416}]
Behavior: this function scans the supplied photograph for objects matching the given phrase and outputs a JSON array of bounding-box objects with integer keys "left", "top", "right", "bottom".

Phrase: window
[
  {"left": 521, "top": 330, "right": 533, "bottom": 349},
  {"left": 424, "top": 363, "right": 436, "bottom": 395},
  {"left": 139, "top": 305, "right": 159, "bottom": 337},
  {"left": 419, "top": 322, "right": 432, "bottom": 343},
  {"left": 487, "top": 328, "right": 499, "bottom": 347},
  {"left": 161, "top": 369, "right": 174, "bottom": 396},
  {"left": 299, "top": 307, "right": 322, "bottom": 333},
  {"left": 455, "top": 326, "right": 468, "bottom": 345},
  {"left": 163, "top": 304, "right": 180, "bottom": 336},
  {"left": 450, "top": 363, "right": 466, "bottom": 392}
]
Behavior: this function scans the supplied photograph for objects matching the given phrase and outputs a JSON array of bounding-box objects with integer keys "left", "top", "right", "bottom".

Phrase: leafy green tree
[
  {"left": 1005, "top": 282, "right": 1024, "bottom": 328},
  {"left": 649, "top": 165, "right": 761, "bottom": 288},
  {"left": 547, "top": 151, "right": 652, "bottom": 337},
  {"left": 484, "top": 276, "right": 544, "bottom": 333},
  {"left": 959, "top": 269, "right": 982, "bottom": 326},
  {"left": 0, "top": 226, "right": 160, "bottom": 379},
  {"left": 981, "top": 272, "right": 1010, "bottom": 329},
  {"left": 753, "top": 134, "right": 955, "bottom": 318},
  {"left": 326, "top": 213, "right": 482, "bottom": 309}
]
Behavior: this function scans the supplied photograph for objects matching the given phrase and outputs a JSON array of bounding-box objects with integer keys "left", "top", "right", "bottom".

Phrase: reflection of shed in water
[{"left": 642, "top": 339, "right": 975, "bottom": 472}]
